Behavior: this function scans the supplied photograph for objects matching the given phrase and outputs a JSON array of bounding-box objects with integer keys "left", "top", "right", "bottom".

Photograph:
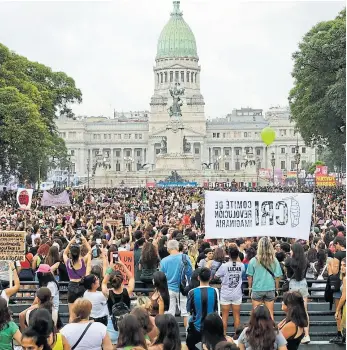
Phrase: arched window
[
  {"left": 191, "top": 72, "right": 194, "bottom": 83},
  {"left": 170, "top": 71, "right": 173, "bottom": 82},
  {"left": 164, "top": 72, "right": 167, "bottom": 83},
  {"left": 187, "top": 71, "right": 190, "bottom": 82},
  {"left": 160, "top": 72, "right": 163, "bottom": 83}
]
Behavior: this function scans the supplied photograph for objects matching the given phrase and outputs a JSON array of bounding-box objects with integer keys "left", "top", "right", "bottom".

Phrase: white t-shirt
[
  {"left": 83, "top": 291, "right": 108, "bottom": 318},
  {"left": 0, "top": 290, "right": 9, "bottom": 305},
  {"left": 47, "top": 281, "right": 59, "bottom": 311},
  {"left": 61, "top": 322, "right": 107, "bottom": 350},
  {"left": 31, "top": 233, "right": 40, "bottom": 247}
]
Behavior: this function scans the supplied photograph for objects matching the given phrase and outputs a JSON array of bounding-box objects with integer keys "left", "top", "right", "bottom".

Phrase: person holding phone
[{"left": 63, "top": 234, "right": 92, "bottom": 321}]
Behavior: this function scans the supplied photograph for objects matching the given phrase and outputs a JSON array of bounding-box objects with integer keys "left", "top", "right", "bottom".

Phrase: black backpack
[
  {"left": 109, "top": 291, "right": 130, "bottom": 331},
  {"left": 179, "top": 254, "right": 191, "bottom": 296}
]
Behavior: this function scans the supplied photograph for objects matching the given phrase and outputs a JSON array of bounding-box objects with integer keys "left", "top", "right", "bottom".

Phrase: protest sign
[
  {"left": 16, "top": 188, "right": 33, "bottom": 210},
  {"left": 118, "top": 251, "right": 134, "bottom": 285},
  {"left": 0, "top": 231, "right": 26, "bottom": 261},
  {"left": 316, "top": 176, "right": 336, "bottom": 187},
  {"left": 124, "top": 212, "right": 135, "bottom": 226},
  {"left": 205, "top": 191, "right": 313, "bottom": 240},
  {"left": 104, "top": 219, "right": 123, "bottom": 227},
  {"left": 41, "top": 190, "right": 71, "bottom": 207}
]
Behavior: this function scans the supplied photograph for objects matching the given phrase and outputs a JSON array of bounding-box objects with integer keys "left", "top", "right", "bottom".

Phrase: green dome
[{"left": 156, "top": 1, "right": 198, "bottom": 59}]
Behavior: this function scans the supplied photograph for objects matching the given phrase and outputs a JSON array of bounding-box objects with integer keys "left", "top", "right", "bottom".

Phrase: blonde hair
[
  {"left": 257, "top": 237, "right": 276, "bottom": 269},
  {"left": 72, "top": 298, "right": 92, "bottom": 322},
  {"left": 136, "top": 296, "right": 152, "bottom": 311}
]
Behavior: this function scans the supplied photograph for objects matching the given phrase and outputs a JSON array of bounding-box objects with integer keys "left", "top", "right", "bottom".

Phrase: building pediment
[{"left": 149, "top": 124, "right": 206, "bottom": 138}]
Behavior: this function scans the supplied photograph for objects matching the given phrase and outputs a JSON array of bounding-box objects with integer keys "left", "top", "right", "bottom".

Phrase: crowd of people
[{"left": 0, "top": 185, "right": 345, "bottom": 350}]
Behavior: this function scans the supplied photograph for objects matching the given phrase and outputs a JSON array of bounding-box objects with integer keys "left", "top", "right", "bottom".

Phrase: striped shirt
[{"left": 187, "top": 286, "right": 220, "bottom": 332}]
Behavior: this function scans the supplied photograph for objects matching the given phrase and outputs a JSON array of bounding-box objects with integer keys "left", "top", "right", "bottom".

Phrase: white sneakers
[{"left": 301, "top": 335, "right": 311, "bottom": 344}]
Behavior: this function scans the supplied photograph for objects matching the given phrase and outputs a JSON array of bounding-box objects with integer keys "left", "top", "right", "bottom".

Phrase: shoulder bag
[{"left": 71, "top": 322, "right": 92, "bottom": 350}]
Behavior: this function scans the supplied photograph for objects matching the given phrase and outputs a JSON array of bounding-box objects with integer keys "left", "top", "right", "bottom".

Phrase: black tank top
[
  {"left": 279, "top": 321, "right": 304, "bottom": 350},
  {"left": 107, "top": 288, "right": 131, "bottom": 315}
]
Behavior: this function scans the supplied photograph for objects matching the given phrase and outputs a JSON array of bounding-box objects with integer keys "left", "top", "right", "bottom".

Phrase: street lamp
[
  {"left": 271, "top": 152, "right": 275, "bottom": 186},
  {"left": 294, "top": 144, "right": 301, "bottom": 188}
]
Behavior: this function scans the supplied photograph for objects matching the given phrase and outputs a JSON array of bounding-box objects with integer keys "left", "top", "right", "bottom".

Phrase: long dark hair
[
  {"left": 202, "top": 313, "right": 227, "bottom": 350},
  {"left": 153, "top": 271, "right": 170, "bottom": 312},
  {"left": 316, "top": 249, "right": 327, "bottom": 271},
  {"left": 22, "top": 309, "right": 54, "bottom": 350},
  {"left": 306, "top": 248, "right": 317, "bottom": 263},
  {"left": 246, "top": 305, "right": 277, "bottom": 350},
  {"left": 153, "top": 314, "right": 181, "bottom": 350},
  {"left": 37, "top": 271, "right": 59, "bottom": 290},
  {"left": 36, "top": 287, "right": 53, "bottom": 315},
  {"left": 131, "top": 307, "right": 153, "bottom": 335},
  {"left": 70, "top": 245, "right": 81, "bottom": 265},
  {"left": 141, "top": 242, "right": 158, "bottom": 268},
  {"left": 117, "top": 314, "right": 147, "bottom": 349},
  {"left": 283, "top": 291, "right": 308, "bottom": 328},
  {"left": 291, "top": 243, "right": 307, "bottom": 281},
  {"left": 0, "top": 297, "right": 11, "bottom": 331}
]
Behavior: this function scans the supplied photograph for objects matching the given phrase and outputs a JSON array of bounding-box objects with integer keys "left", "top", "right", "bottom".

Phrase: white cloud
[{"left": 0, "top": 0, "right": 344, "bottom": 117}]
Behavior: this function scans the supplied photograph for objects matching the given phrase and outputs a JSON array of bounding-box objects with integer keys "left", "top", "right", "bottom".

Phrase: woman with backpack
[
  {"left": 139, "top": 242, "right": 160, "bottom": 286},
  {"left": 205, "top": 247, "right": 225, "bottom": 284},
  {"left": 102, "top": 260, "right": 135, "bottom": 345},
  {"left": 285, "top": 243, "right": 310, "bottom": 344}
]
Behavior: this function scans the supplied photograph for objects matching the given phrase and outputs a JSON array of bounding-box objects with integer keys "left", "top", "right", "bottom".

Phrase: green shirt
[
  {"left": 0, "top": 321, "right": 18, "bottom": 350},
  {"left": 246, "top": 257, "right": 282, "bottom": 292}
]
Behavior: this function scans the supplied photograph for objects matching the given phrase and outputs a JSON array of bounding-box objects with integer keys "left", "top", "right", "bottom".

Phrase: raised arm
[{"left": 5, "top": 261, "right": 20, "bottom": 299}]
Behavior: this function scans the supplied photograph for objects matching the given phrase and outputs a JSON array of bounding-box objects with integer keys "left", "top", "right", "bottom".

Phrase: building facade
[{"left": 55, "top": 1, "right": 316, "bottom": 186}]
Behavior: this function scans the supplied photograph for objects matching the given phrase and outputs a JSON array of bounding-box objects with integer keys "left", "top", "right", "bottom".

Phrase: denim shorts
[
  {"left": 107, "top": 316, "right": 119, "bottom": 344},
  {"left": 289, "top": 279, "right": 309, "bottom": 299},
  {"left": 251, "top": 290, "right": 276, "bottom": 302},
  {"left": 334, "top": 291, "right": 342, "bottom": 299}
]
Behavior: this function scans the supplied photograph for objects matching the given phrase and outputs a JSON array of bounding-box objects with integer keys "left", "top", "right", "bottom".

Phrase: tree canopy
[
  {"left": 0, "top": 43, "right": 82, "bottom": 184},
  {"left": 289, "top": 9, "right": 346, "bottom": 163}
]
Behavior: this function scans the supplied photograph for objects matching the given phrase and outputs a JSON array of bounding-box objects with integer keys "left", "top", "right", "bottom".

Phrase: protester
[
  {"left": 60, "top": 298, "right": 112, "bottom": 350},
  {"left": 238, "top": 305, "right": 287, "bottom": 350},
  {"left": 216, "top": 246, "right": 245, "bottom": 333},
  {"left": 63, "top": 235, "right": 91, "bottom": 320},
  {"left": 0, "top": 261, "right": 20, "bottom": 305},
  {"left": 151, "top": 271, "right": 170, "bottom": 316},
  {"left": 246, "top": 237, "right": 282, "bottom": 318},
  {"left": 278, "top": 291, "right": 308, "bottom": 350},
  {"left": 102, "top": 260, "right": 134, "bottom": 344},
  {"left": 0, "top": 296, "right": 22, "bottom": 350},
  {"left": 139, "top": 242, "right": 160, "bottom": 285},
  {"left": 160, "top": 239, "right": 193, "bottom": 328},
  {"left": 83, "top": 274, "right": 109, "bottom": 326},
  {"left": 284, "top": 243, "right": 310, "bottom": 343},
  {"left": 186, "top": 268, "right": 220, "bottom": 350},
  {"left": 202, "top": 312, "right": 234, "bottom": 350},
  {"left": 149, "top": 314, "right": 182, "bottom": 350},
  {"left": 116, "top": 314, "right": 148, "bottom": 350}
]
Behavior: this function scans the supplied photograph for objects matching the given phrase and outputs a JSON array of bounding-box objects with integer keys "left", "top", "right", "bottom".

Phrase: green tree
[
  {"left": 307, "top": 160, "right": 325, "bottom": 174},
  {"left": 0, "top": 43, "right": 82, "bottom": 185},
  {"left": 289, "top": 9, "right": 346, "bottom": 157}
]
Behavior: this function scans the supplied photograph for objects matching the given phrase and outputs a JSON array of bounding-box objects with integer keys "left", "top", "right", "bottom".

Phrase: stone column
[{"left": 231, "top": 147, "right": 234, "bottom": 170}]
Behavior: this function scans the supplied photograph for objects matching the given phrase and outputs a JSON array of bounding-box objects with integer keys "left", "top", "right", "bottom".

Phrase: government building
[{"left": 55, "top": 1, "right": 316, "bottom": 187}]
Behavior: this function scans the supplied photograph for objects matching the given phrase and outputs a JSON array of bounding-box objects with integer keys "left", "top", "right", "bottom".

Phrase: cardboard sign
[
  {"left": 117, "top": 251, "right": 134, "bottom": 285},
  {"left": 205, "top": 191, "right": 313, "bottom": 240},
  {"left": 0, "top": 231, "right": 26, "bottom": 261},
  {"left": 104, "top": 219, "right": 123, "bottom": 227}
]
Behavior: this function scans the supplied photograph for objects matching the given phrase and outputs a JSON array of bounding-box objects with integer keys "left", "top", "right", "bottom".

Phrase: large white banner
[
  {"left": 16, "top": 188, "right": 33, "bottom": 210},
  {"left": 205, "top": 191, "right": 313, "bottom": 240},
  {"left": 41, "top": 190, "right": 71, "bottom": 207}
]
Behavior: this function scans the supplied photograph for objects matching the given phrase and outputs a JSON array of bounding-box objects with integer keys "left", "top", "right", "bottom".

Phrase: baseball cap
[{"left": 37, "top": 264, "right": 51, "bottom": 273}]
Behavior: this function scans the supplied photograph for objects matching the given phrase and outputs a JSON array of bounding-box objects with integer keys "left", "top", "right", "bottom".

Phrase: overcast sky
[{"left": 0, "top": 0, "right": 344, "bottom": 118}]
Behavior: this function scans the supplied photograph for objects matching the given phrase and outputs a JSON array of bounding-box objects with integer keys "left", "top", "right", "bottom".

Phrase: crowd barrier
[{"left": 7, "top": 279, "right": 338, "bottom": 342}]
